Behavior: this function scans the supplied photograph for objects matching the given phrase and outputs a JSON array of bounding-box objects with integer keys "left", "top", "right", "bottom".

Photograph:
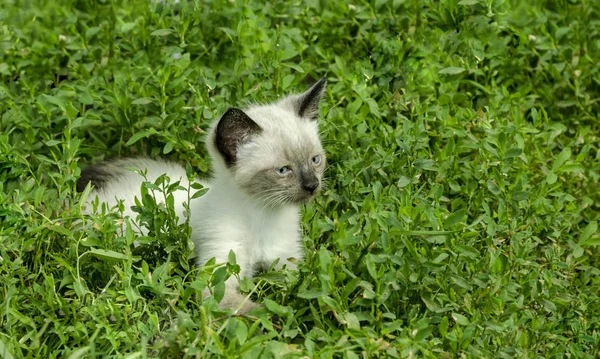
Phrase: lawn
[{"left": 1, "top": 0, "right": 599, "bottom": 357}]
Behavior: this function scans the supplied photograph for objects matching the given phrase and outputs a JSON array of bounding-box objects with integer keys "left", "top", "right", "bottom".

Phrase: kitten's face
[
  {"left": 211, "top": 78, "right": 327, "bottom": 207},
  {"left": 235, "top": 110, "right": 326, "bottom": 205}
]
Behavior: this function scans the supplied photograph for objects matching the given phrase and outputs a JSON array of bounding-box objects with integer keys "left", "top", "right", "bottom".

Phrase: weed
[{"left": 1, "top": 0, "right": 599, "bottom": 357}]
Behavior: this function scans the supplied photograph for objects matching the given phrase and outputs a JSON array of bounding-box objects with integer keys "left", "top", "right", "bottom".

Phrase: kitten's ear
[
  {"left": 293, "top": 77, "right": 327, "bottom": 121},
  {"left": 215, "top": 108, "right": 262, "bottom": 166}
]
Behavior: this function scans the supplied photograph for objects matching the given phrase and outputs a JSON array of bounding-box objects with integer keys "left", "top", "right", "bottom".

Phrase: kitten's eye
[
  {"left": 275, "top": 166, "right": 292, "bottom": 175},
  {"left": 311, "top": 155, "right": 321, "bottom": 165}
]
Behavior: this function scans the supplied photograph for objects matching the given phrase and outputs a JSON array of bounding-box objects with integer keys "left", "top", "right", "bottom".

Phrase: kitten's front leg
[
  {"left": 201, "top": 250, "right": 260, "bottom": 314},
  {"left": 267, "top": 234, "right": 304, "bottom": 271},
  {"left": 202, "top": 272, "right": 260, "bottom": 314},
  {"left": 218, "top": 275, "right": 261, "bottom": 314}
]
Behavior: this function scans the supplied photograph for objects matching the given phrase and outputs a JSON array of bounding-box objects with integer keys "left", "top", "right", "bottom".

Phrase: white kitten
[{"left": 78, "top": 78, "right": 327, "bottom": 313}]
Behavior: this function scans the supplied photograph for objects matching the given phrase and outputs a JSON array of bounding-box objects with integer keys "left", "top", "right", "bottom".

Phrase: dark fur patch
[
  {"left": 215, "top": 108, "right": 262, "bottom": 167},
  {"left": 76, "top": 165, "right": 112, "bottom": 192},
  {"left": 297, "top": 77, "right": 327, "bottom": 120}
]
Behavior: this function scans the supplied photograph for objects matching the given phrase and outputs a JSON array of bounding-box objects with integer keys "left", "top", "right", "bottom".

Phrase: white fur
[
  {"left": 86, "top": 158, "right": 195, "bottom": 225},
  {"left": 87, "top": 159, "right": 302, "bottom": 314},
  {"left": 84, "top": 81, "right": 326, "bottom": 314}
]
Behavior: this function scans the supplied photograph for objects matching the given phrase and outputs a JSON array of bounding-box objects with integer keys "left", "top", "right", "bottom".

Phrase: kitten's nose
[{"left": 302, "top": 180, "right": 319, "bottom": 194}]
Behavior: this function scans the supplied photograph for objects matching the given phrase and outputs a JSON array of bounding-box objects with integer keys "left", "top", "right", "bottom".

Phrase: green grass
[{"left": 1, "top": 0, "right": 599, "bottom": 357}]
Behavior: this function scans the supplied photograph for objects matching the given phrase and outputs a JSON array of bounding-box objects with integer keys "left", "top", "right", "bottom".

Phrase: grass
[{"left": 1, "top": 0, "right": 599, "bottom": 357}]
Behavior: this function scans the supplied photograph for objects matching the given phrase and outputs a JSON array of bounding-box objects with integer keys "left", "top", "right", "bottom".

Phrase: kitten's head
[{"left": 207, "top": 78, "right": 327, "bottom": 207}]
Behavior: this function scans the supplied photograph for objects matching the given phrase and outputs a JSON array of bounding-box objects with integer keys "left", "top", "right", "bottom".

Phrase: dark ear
[
  {"left": 295, "top": 77, "right": 327, "bottom": 121},
  {"left": 215, "top": 108, "right": 262, "bottom": 167}
]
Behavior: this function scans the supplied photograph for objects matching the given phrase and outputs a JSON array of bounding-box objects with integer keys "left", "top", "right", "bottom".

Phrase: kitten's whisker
[{"left": 249, "top": 189, "right": 289, "bottom": 209}]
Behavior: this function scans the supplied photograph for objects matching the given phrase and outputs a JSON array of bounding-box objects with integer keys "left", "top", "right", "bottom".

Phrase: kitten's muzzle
[
  {"left": 301, "top": 179, "right": 319, "bottom": 194},
  {"left": 300, "top": 170, "right": 320, "bottom": 195}
]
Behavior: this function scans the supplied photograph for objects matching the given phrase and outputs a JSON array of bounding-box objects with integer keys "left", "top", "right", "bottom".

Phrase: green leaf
[
  {"left": 218, "top": 27, "right": 237, "bottom": 39},
  {"left": 0, "top": 337, "right": 15, "bottom": 359},
  {"left": 455, "top": 244, "right": 480, "bottom": 259},
  {"left": 67, "top": 346, "right": 90, "bottom": 359},
  {"left": 235, "top": 320, "right": 248, "bottom": 344},
  {"left": 42, "top": 94, "right": 67, "bottom": 108},
  {"left": 119, "top": 22, "right": 137, "bottom": 33},
  {"left": 0, "top": 63, "right": 10, "bottom": 75},
  {"left": 227, "top": 250, "right": 237, "bottom": 265},
  {"left": 444, "top": 209, "right": 467, "bottom": 227},
  {"left": 281, "top": 63, "right": 305, "bottom": 73},
  {"left": 449, "top": 181, "right": 461, "bottom": 191},
  {"left": 451, "top": 276, "right": 473, "bottom": 290},
  {"left": 282, "top": 74, "right": 295, "bottom": 89},
  {"left": 66, "top": 102, "right": 79, "bottom": 118},
  {"left": 432, "top": 253, "right": 449, "bottom": 263},
  {"left": 421, "top": 295, "right": 440, "bottom": 312},
  {"left": 559, "top": 163, "right": 584, "bottom": 173},
  {"left": 131, "top": 97, "right": 154, "bottom": 105},
  {"left": 213, "top": 282, "right": 225, "bottom": 302},
  {"left": 264, "top": 298, "right": 287, "bottom": 316},
  {"left": 126, "top": 128, "right": 157, "bottom": 145},
  {"left": 45, "top": 140, "right": 61, "bottom": 147},
  {"left": 365, "top": 254, "right": 378, "bottom": 279},
  {"left": 192, "top": 188, "right": 209, "bottom": 199},
  {"left": 366, "top": 98, "right": 381, "bottom": 117},
  {"left": 511, "top": 191, "right": 531, "bottom": 202},
  {"left": 150, "top": 28, "right": 173, "bottom": 36},
  {"left": 45, "top": 224, "right": 71, "bottom": 236},
  {"left": 341, "top": 312, "right": 360, "bottom": 329},
  {"left": 486, "top": 181, "right": 501, "bottom": 195},
  {"left": 579, "top": 221, "right": 597, "bottom": 245},
  {"left": 552, "top": 148, "right": 571, "bottom": 172},
  {"left": 372, "top": 181, "right": 382, "bottom": 201},
  {"left": 87, "top": 249, "right": 129, "bottom": 261},
  {"left": 318, "top": 247, "right": 332, "bottom": 271},
  {"left": 414, "top": 159, "right": 435, "bottom": 170},
  {"left": 452, "top": 312, "right": 470, "bottom": 326},
  {"left": 541, "top": 299, "right": 557, "bottom": 312},
  {"left": 504, "top": 148, "right": 522, "bottom": 159},
  {"left": 78, "top": 92, "right": 94, "bottom": 105},
  {"left": 297, "top": 290, "right": 324, "bottom": 299},
  {"left": 439, "top": 67, "right": 465, "bottom": 75},
  {"left": 395, "top": 230, "right": 459, "bottom": 235},
  {"left": 414, "top": 325, "right": 433, "bottom": 341},
  {"left": 583, "top": 237, "right": 600, "bottom": 246},
  {"left": 555, "top": 26, "right": 571, "bottom": 41},
  {"left": 85, "top": 27, "right": 101, "bottom": 40},
  {"left": 163, "top": 142, "right": 174, "bottom": 154},
  {"left": 439, "top": 316, "right": 449, "bottom": 337},
  {"left": 212, "top": 267, "right": 228, "bottom": 285}
]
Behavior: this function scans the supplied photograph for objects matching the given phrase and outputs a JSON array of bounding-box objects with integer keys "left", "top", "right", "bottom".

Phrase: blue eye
[
  {"left": 312, "top": 155, "right": 321, "bottom": 165},
  {"left": 275, "top": 166, "right": 291, "bottom": 175}
]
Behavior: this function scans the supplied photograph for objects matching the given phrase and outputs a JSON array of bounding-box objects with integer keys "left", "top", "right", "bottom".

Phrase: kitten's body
[
  {"left": 82, "top": 158, "right": 196, "bottom": 224},
  {"left": 79, "top": 79, "right": 327, "bottom": 313}
]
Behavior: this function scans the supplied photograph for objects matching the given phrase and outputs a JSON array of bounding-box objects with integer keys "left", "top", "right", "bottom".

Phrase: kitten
[{"left": 78, "top": 78, "right": 327, "bottom": 314}]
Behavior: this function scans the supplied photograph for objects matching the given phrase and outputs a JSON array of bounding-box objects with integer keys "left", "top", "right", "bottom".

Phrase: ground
[{"left": 0, "top": 0, "right": 599, "bottom": 357}]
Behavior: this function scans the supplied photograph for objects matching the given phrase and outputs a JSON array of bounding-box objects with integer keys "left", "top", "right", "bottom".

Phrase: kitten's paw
[
  {"left": 219, "top": 292, "right": 262, "bottom": 315},
  {"left": 232, "top": 299, "right": 262, "bottom": 316}
]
